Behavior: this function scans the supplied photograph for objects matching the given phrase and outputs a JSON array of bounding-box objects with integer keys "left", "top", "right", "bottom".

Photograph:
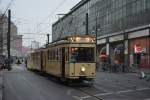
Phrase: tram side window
[
  {"left": 57, "top": 48, "right": 62, "bottom": 61},
  {"left": 48, "top": 50, "right": 52, "bottom": 61},
  {"left": 56, "top": 48, "right": 61, "bottom": 60},
  {"left": 65, "top": 48, "right": 69, "bottom": 61},
  {"left": 48, "top": 48, "right": 62, "bottom": 61},
  {"left": 54, "top": 49, "right": 57, "bottom": 60},
  {"left": 50, "top": 50, "right": 53, "bottom": 60},
  {"left": 53, "top": 49, "right": 57, "bottom": 60},
  {"left": 48, "top": 49, "right": 57, "bottom": 61},
  {"left": 52, "top": 49, "right": 54, "bottom": 60},
  {"left": 48, "top": 50, "right": 50, "bottom": 60}
]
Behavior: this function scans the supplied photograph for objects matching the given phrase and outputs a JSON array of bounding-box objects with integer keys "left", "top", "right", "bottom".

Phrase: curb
[{"left": 0, "top": 71, "right": 3, "bottom": 100}]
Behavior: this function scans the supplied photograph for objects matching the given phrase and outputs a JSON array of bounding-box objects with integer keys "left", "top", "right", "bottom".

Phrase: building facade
[
  {"left": 52, "top": 0, "right": 150, "bottom": 70},
  {"left": 0, "top": 15, "right": 23, "bottom": 57}
]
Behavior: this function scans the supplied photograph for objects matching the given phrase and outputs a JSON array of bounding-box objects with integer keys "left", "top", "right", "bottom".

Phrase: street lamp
[{"left": 95, "top": 5, "right": 103, "bottom": 71}]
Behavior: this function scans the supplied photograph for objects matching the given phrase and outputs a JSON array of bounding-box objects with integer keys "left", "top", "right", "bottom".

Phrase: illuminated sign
[
  {"left": 99, "top": 53, "right": 108, "bottom": 59},
  {"left": 69, "top": 36, "right": 95, "bottom": 43},
  {"left": 134, "top": 45, "right": 142, "bottom": 53}
]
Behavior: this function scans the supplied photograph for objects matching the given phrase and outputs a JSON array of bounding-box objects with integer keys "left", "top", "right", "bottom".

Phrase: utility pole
[
  {"left": 0, "top": 15, "right": 3, "bottom": 55},
  {"left": 7, "top": 9, "right": 11, "bottom": 70},
  {"left": 0, "top": 21, "right": 3, "bottom": 55}
]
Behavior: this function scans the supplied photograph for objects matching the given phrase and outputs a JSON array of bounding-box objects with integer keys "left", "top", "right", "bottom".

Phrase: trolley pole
[
  {"left": 7, "top": 9, "right": 11, "bottom": 70},
  {"left": 85, "top": 13, "right": 89, "bottom": 35},
  {"left": 47, "top": 34, "right": 50, "bottom": 44}
]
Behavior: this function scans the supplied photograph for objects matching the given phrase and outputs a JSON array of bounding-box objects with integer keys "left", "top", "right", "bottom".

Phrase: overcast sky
[{"left": 0, "top": 0, "right": 81, "bottom": 46}]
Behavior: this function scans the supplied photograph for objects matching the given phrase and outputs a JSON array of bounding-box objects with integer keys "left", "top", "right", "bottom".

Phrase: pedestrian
[
  {"left": 25, "top": 58, "right": 27, "bottom": 68},
  {"left": 0, "top": 58, "right": 4, "bottom": 70},
  {"left": 122, "top": 63, "right": 125, "bottom": 72},
  {"left": 113, "top": 60, "right": 119, "bottom": 72},
  {"left": 16, "top": 59, "right": 21, "bottom": 65},
  {"left": 4, "top": 58, "right": 11, "bottom": 70}
]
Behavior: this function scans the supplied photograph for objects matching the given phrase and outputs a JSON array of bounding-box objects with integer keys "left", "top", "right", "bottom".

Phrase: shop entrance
[
  {"left": 99, "top": 46, "right": 108, "bottom": 71},
  {"left": 110, "top": 42, "right": 124, "bottom": 65},
  {"left": 133, "top": 53, "right": 141, "bottom": 68},
  {"left": 129, "top": 37, "right": 150, "bottom": 69}
]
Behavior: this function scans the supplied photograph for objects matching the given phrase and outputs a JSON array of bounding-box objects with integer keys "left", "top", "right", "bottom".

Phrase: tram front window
[{"left": 71, "top": 47, "right": 94, "bottom": 62}]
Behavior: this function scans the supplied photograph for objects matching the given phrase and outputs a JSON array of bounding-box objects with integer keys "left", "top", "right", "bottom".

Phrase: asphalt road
[{"left": 3, "top": 64, "right": 150, "bottom": 100}]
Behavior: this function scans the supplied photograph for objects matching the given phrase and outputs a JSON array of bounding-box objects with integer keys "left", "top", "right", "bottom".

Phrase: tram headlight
[
  {"left": 76, "top": 37, "right": 81, "bottom": 42},
  {"left": 81, "top": 67, "right": 86, "bottom": 72},
  {"left": 85, "top": 37, "right": 90, "bottom": 42}
]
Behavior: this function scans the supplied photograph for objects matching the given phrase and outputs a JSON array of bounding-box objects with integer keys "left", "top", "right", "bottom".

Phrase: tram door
[
  {"left": 61, "top": 48, "right": 65, "bottom": 78},
  {"left": 41, "top": 52, "right": 43, "bottom": 71},
  {"left": 41, "top": 52, "right": 46, "bottom": 72}
]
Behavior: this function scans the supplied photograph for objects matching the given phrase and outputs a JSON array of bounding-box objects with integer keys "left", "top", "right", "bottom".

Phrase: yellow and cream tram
[{"left": 27, "top": 35, "right": 96, "bottom": 82}]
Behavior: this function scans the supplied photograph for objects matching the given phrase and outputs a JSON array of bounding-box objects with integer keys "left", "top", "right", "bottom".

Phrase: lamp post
[
  {"left": 7, "top": 9, "right": 11, "bottom": 70},
  {"left": 0, "top": 22, "right": 3, "bottom": 55},
  {"left": 95, "top": 5, "right": 103, "bottom": 71},
  {"left": 95, "top": 5, "right": 99, "bottom": 71}
]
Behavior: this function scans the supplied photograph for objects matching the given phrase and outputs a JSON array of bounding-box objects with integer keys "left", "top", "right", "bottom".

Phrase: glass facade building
[
  {"left": 52, "top": 0, "right": 150, "bottom": 70},
  {"left": 52, "top": 0, "right": 150, "bottom": 41},
  {"left": 94, "top": 0, "right": 150, "bottom": 37}
]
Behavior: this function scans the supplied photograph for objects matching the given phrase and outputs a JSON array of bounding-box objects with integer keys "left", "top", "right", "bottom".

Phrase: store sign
[
  {"left": 99, "top": 53, "right": 108, "bottom": 59},
  {"left": 134, "top": 45, "right": 142, "bottom": 53},
  {"left": 99, "top": 54, "right": 107, "bottom": 58}
]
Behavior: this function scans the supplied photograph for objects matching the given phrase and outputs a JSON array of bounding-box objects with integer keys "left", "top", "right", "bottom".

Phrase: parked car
[
  {"left": 0, "top": 55, "right": 5, "bottom": 70},
  {"left": 0, "top": 55, "right": 11, "bottom": 70},
  {"left": 4, "top": 58, "right": 11, "bottom": 70}
]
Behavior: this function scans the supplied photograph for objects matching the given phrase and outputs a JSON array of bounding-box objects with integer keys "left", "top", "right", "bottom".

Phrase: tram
[{"left": 27, "top": 35, "right": 96, "bottom": 82}]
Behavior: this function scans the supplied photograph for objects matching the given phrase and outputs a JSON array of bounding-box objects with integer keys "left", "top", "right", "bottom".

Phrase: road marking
[
  {"left": 72, "top": 96, "right": 83, "bottom": 100},
  {"left": 95, "top": 92, "right": 113, "bottom": 96},
  {"left": 116, "top": 90, "right": 134, "bottom": 94},
  {"left": 67, "top": 89, "right": 74, "bottom": 95},
  {"left": 95, "top": 84, "right": 113, "bottom": 93},
  {"left": 80, "top": 95, "right": 91, "bottom": 99},
  {"left": 79, "top": 87, "right": 150, "bottom": 99},
  {"left": 136, "top": 87, "right": 150, "bottom": 91},
  {"left": 80, "top": 93, "right": 113, "bottom": 99}
]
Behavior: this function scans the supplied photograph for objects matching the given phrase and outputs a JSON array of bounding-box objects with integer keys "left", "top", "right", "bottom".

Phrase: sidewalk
[
  {"left": 97, "top": 67, "right": 150, "bottom": 82},
  {"left": 11, "top": 64, "right": 27, "bottom": 71},
  {"left": 98, "top": 65, "right": 150, "bottom": 74},
  {"left": 134, "top": 68, "right": 150, "bottom": 73},
  {"left": 96, "top": 72, "right": 150, "bottom": 89},
  {"left": 0, "top": 71, "right": 3, "bottom": 100}
]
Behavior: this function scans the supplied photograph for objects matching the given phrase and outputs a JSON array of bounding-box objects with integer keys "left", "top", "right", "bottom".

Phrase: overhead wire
[
  {"left": 0, "top": 0, "right": 14, "bottom": 19},
  {"left": 33, "top": 0, "right": 68, "bottom": 37},
  {"left": 41, "top": 0, "right": 68, "bottom": 23},
  {"left": 37, "top": 0, "right": 68, "bottom": 34}
]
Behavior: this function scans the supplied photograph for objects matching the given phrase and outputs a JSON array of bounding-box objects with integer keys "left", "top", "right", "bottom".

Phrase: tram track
[
  {"left": 72, "top": 82, "right": 150, "bottom": 100},
  {"left": 72, "top": 87, "right": 103, "bottom": 100},
  {"left": 78, "top": 88, "right": 103, "bottom": 100}
]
